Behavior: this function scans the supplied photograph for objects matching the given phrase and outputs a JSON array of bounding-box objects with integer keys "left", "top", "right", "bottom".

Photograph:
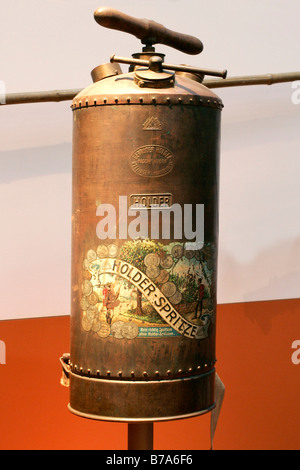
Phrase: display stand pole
[{"left": 127, "top": 422, "right": 153, "bottom": 450}]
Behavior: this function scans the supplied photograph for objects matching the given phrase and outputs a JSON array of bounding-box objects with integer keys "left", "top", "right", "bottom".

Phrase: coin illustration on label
[
  {"left": 82, "top": 280, "right": 93, "bottom": 296},
  {"left": 156, "top": 269, "right": 169, "bottom": 284},
  {"left": 130, "top": 145, "right": 175, "bottom": 177},
  {"left": 146, "top": 265, "right": 160, "bottom": 279},
  {"left": 82, "top": 259, "right": 89, "bottom": 270},
  {"left": 97, "top": 322, "right": 111, "bottom": 338},
  {"left": 111, "top": 321, "right": 139, "bottom": 340},
  {"left": 108, "top": 244, "right": 119, "bottom": 258},
  {"left": 87, "top": 249, "right": 97, "bottom": 262},
  {"left": 122, "top": 322, "right": 139, "bottom": 339},
  {"left": 88, "top": 291, "right": 98, "bottom": 306},
  {"left": 82, "top": 315, "right": 92, "bottom": 331},
  {"left": 110, "top": 321, "right": 125, "bottom": 339},
  {"left": 83, "top": 270, "right": 92, "bottom": 281},
  {"left": 144, "top": 253, "right": 160, "bottom": 267},
  {"left": 161, "top": 281, "right": 177, "bottom": 298},
  {"left": 80, "top": 297, "right": 90, "bottom": 311},
  {"left": 160, "top": 255, "right": 173, "bottom": 269},
  {"left": 91, "top": 318, "right": 101, "bottom": 332},
  {"left": 97, "top": 245, "right": 109, "bottom": 259},
  {"left": 184, "top": 249, "right": 195, "bottom": 259},
  {"left": 169, "top": 290, "right": 182, "bottom": 305},
  {"left": 171, "top": 245, "right": 184, "bottom": 259},
  {"left": 86, "top": 305, "right": 98, "bottom": 320}
]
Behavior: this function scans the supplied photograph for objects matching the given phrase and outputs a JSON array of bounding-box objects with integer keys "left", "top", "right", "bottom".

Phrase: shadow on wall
[
  {"left": 0, "top": 142, "right": 72, "bottom": 183},
  {"left": 218, "top": 235, "right": 300, "bottom": 333}
]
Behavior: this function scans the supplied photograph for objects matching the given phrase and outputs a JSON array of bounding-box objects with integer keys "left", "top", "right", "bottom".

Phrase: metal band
[
  {"left": 68, "top": 368, "right": 216, "bottom": 422},
  {"left": 68, "top": 360, "right": 217, "bottom": 380},
  {"left": 68, "top": 403, "right": 216, "bottom": 423},
  {"left": 71, "top": 94, "right": 224, "bottom": 110}
]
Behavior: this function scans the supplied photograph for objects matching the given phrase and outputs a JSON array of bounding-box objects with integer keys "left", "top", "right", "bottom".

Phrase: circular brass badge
[{"left": 130, "top": 145, "right": 174, "bottom": 177}]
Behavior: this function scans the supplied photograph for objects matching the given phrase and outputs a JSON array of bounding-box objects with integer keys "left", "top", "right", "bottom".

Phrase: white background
[{"left": 0, "top": 0, "right": 299, "bottom": 320}]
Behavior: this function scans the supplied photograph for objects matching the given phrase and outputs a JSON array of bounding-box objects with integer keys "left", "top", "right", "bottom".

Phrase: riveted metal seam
[
  {"left": 71, "top": 96, "right": 223, "bottom": 110},
  {"left": 69, "top": 359, "right": 217, "bottom": 380}
]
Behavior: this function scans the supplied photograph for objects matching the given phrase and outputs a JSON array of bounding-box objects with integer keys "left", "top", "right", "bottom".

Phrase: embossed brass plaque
[
  {"left": 129, "top": 193, "right": 173, "bottom": 208},
  {"left": 130, "top": 145, "right": 175, "bottom": 177}
]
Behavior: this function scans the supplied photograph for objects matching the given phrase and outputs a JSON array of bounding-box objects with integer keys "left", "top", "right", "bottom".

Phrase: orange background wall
[{"left": 0, "top": 298, "right": 299, "bottom": 450}]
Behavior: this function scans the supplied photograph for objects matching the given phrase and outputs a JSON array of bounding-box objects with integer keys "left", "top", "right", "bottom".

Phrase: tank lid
[{"left": 71, "top": 71, "right": 223, "bottom": 111}]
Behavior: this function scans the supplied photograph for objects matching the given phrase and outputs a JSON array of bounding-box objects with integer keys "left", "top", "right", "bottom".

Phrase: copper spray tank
[{"left": 61, "top": 7, "right": 226, "bottom": 430}]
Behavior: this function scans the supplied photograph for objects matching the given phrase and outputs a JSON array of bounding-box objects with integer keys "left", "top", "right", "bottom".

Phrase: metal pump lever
[
  {"left": 110, "top": 54, "right": 227, "bottom": 79},
  {"left": 94, "top": 6, "right": 203, "bottom": 55}
]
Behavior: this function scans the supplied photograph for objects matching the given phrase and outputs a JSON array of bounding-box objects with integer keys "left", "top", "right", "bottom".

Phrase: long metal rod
[
  {"left": 2, "top": 89, "right": 82, "bottom": 106},
  {"left": 127, "top": 422, "right": 154, "bottom": 450},
  {"left": 1, "top": 71, "right": 299, "bottom": 106},
  {"left": 204, "top": 71, "right": 300, "bottom": 88}
]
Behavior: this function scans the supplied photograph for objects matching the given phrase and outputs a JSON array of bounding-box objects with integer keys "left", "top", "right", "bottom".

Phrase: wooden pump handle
[{"left": 94, "top": 7, "right": 203, "bottom": 55}]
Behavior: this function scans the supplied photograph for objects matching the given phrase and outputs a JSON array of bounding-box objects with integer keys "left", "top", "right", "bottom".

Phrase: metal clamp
[
  {"left": 111, "top": 54, "right": 227, "bottom": 79},
  {"left": 59, "top": 354, "right": 70, "bottom": 387}
]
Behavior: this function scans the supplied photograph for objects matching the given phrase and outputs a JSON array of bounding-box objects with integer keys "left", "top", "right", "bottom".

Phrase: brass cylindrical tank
[{"left": 61, "top": 7, "right": 225, "bottom": 423}]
